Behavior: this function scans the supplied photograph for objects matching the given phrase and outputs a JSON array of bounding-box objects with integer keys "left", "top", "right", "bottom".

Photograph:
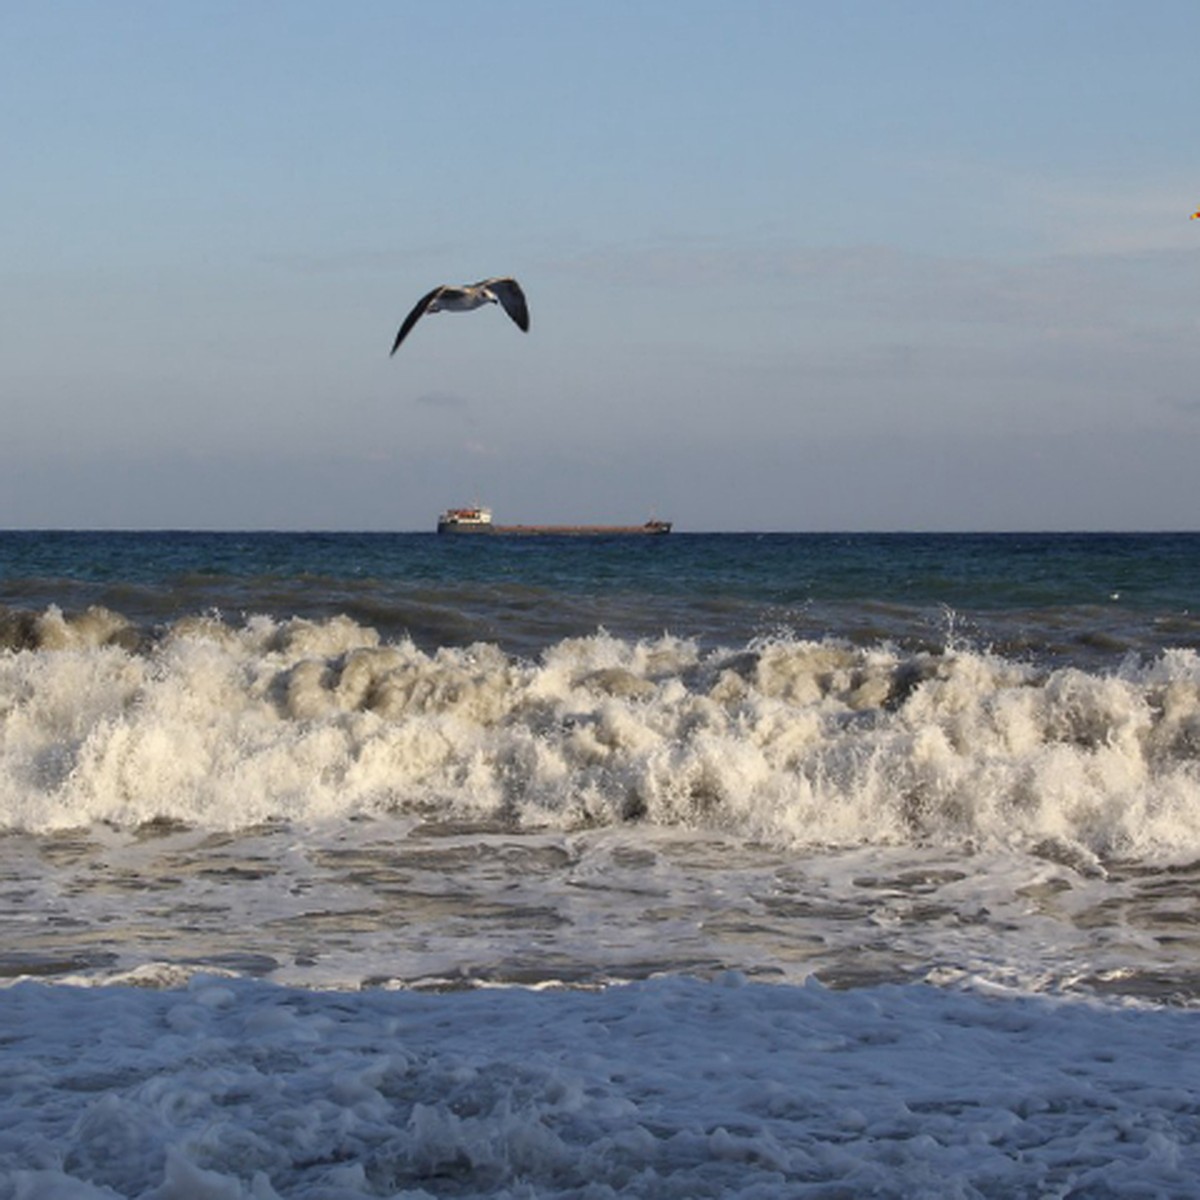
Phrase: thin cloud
[
  {"left": 1158, "top": 395, "right": 1200, "bottom": 417},
  {"left": 414, "top": 391, "right": 471, "bottom": 411},
  {"left": 545, "top": 234, "right": 1200, "bottom": 336}
]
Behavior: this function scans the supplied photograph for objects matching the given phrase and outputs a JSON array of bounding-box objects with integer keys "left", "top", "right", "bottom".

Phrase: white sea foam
[
  {"left": 3, "top": 972, "right": 1200, "bottom": 1199},
  {"left": 3, "top": 608, "right": 1200, "bottom": 862},
  {"left": 6, "top": 607, "right": 1200, "bottom": 1197}
]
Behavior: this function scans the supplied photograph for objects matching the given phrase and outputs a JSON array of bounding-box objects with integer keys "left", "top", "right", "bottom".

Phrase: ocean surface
[{"left": 4, "top": 529, "right": 1200, "bottom": 1197}]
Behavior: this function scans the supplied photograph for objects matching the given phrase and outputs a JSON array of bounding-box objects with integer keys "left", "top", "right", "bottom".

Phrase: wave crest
[{"left": 2, "top": 609, "right": 1199, "bottom": 860}]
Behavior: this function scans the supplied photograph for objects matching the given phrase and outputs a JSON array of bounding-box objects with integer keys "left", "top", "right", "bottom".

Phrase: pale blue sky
[{"left": 3, "top": 1, "right": 1198, "bottom": 529}]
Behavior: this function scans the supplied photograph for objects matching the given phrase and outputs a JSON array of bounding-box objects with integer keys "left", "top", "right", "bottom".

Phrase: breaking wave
[{"left": 2, "top": 606, "right": 1200, "bottom": 860}]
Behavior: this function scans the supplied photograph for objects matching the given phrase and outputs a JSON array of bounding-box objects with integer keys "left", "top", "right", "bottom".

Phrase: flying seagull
[{"left": 390, "top": 277, "right": 530, "bottom": 354}]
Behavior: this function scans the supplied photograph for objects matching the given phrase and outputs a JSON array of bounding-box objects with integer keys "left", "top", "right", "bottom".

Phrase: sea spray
[{"left": 2, "top": 609, "right": 1199, "bottom": 860}]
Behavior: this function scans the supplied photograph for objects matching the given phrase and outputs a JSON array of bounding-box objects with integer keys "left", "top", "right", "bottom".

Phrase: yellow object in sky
[{"left": 1192, "top": 210, "right": 1200, "bottom": 219}]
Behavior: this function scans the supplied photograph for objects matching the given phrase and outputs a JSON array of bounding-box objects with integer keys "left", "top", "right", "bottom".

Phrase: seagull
[{"left": 389, "top": 277, "right": 530, "bottom": 354}]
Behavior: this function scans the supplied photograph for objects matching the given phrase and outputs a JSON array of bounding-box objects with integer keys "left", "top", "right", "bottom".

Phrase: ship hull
[
  {"left": 436, "top": 520, "right": 494, "bottom": 534},
  {"left": 437, "top": 519, "right": 671, "bottom": 536},
  {"left": 489, "top": 522, "right": 671, "bottom": 536}
]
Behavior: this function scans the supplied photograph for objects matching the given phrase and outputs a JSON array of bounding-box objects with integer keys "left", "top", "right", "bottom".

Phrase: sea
[{"left": 3, "top": 529, "right": 1200, "bottom": 1198}]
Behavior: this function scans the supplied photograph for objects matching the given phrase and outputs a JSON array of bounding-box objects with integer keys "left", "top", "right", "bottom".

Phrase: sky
[{"left": 2, "top": 1, "right": 1199, "bottom": 531}]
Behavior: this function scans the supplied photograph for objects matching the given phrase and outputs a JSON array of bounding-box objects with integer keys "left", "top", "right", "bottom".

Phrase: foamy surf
[
  {"left": 3, "top": 606, "right": 1199, "bottom": 863},
  {"left": 5, "top": 532, "right": 1200, "bottom": 1197},
  {"left": 5, "top": 973, "right": 1200, "bottom": 1199}
]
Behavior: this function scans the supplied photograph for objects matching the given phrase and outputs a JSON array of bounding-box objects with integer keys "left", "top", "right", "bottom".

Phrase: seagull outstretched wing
[
  {"left": 390, "top": 287, "right": 445, "bottom": 355},
  {"left": 477, "top": 277, "right": 529, "bottom": 332}
]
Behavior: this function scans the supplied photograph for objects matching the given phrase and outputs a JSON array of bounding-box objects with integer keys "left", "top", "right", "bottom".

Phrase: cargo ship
[{"left": 436, "top": 506, "right": 671, "bottom": 536}]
